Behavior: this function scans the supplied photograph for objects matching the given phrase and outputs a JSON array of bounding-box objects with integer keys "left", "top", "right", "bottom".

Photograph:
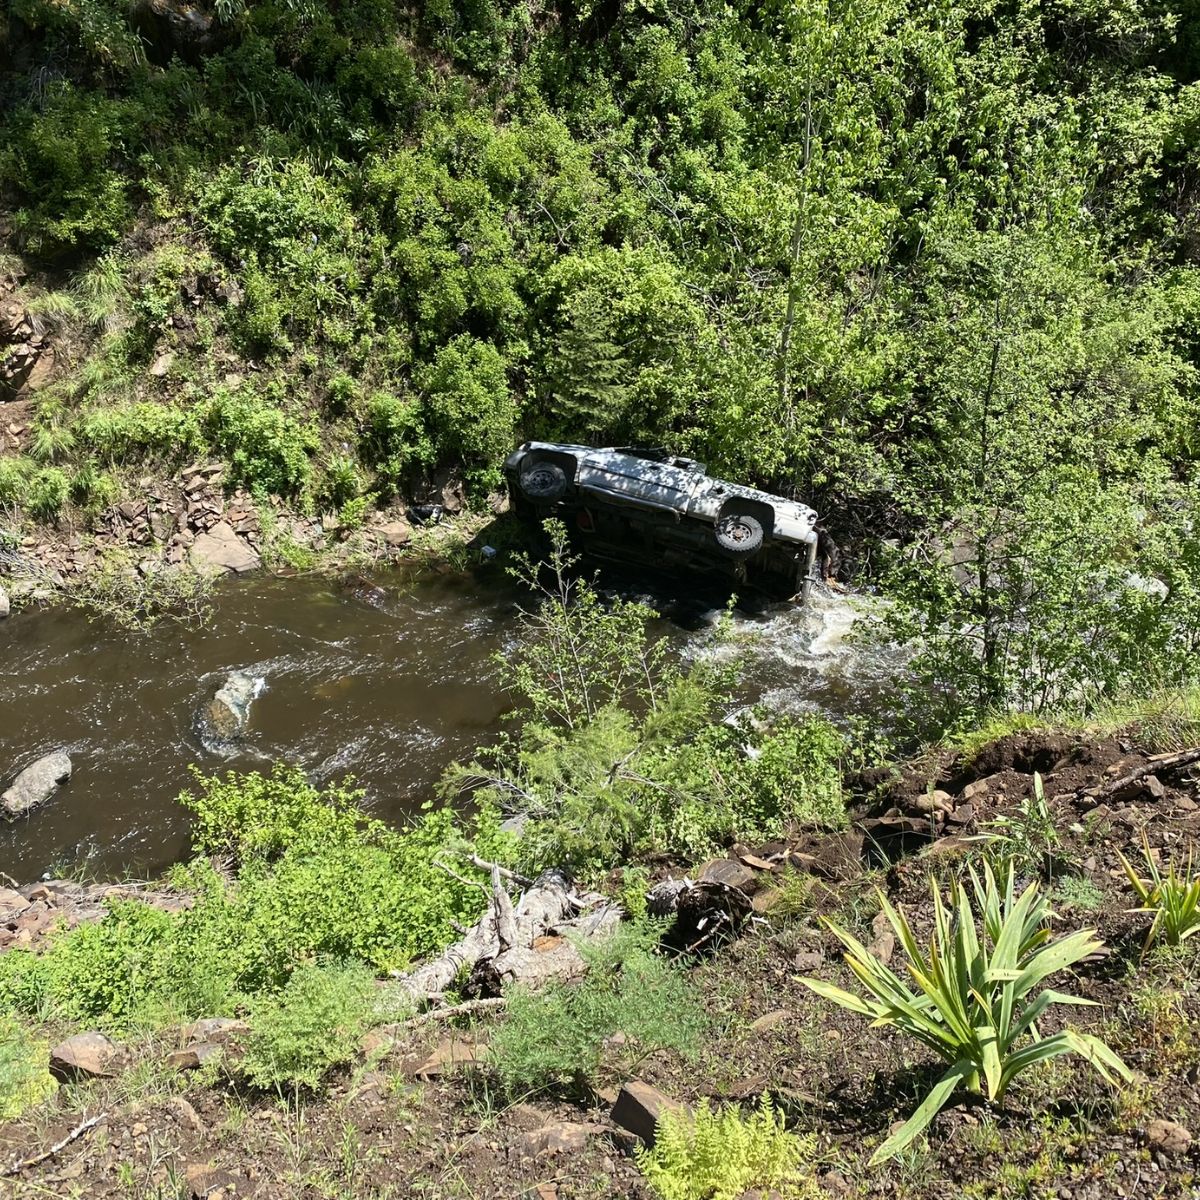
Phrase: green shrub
[
  {"left": 241, "top": 961, "right": 377, "bottom": 1091},
  {"left": 76, "top": 403, "right": 203, "bottom": 464},
  {"left": 0, "top": 767, "right": 511, "bottom": 1029},
  {"left": 1, "top": 82, "right": 131, "bottom": 256},
  {"left": 803, "top": 860, "right": 1131, "bottom": 1163},
  {"left": 0, "top": 458, "right": 33, "bottom": 507},
  {"left": 361, "top": 390, "right": 432, "bottom": 488},
  {"left": 636, "top": 1097, "right": 819, "bottom": 1200},
  {"left": 490, "top": 922, "right": 705, "bottom": 1098},
  {"left": 69, "top": 462, "right": 120, "bottom": 512},
  {"left": 203, "top": 384, "right": 319, "bottom": 496},
  {"left": 0, "top": 1016, "right": 57, "bottom": 1120},
  {"left": 25, "top": 467, "right": 69, "bottom": 521},
  {"left": 419, "top": 334, "right": 515, "bottom": 492},
  {"left": 71, "top": 551, "right": 215, "bottom": 632}
]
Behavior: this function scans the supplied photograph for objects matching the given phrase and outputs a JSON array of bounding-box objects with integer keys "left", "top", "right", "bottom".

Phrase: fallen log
[
  {"left": 393, "top": 866, "right": 623, "bottom": 1004},
  {"left": 1090, "top": 747, "right": 1200, "bottom": 800}
]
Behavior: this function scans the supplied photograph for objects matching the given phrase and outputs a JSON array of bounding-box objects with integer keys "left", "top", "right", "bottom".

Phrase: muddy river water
[{"left": 0, "top": 565, "right": 897, "bottom": 881}]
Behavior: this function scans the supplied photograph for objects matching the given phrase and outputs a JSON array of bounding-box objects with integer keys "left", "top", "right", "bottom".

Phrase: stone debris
[
  {"left": 0, "top": 878, "right": 185, "bottom": 951},
  {"left": 1, "top": 750, "right": 72, "bottom": 818},
  {"left": 610, "top": 1080, "right": 688, "bottom": 1146}
]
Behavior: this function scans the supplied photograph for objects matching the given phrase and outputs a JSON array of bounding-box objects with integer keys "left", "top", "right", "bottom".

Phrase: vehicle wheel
[
  {"left": 714, "top": 512, "right": 764, "bottom": 557},
  {"left": 520, "top": 461, "right": 568, "bottom": 501}
]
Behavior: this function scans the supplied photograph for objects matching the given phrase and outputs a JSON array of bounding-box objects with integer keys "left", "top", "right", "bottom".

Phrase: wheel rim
[
  {"left": 525, "top": 467, "right": 559, "bottom": 493},
  {"left": 722, "top": 518, "right": 752, "bottom": 543}
]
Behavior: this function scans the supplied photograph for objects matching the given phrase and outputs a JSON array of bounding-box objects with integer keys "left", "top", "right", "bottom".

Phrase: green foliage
[
  {"left": 636, "top": 1096, "right": 820, "bottom": 1200},
  {"left": 490, "top": 921, "right": 705, "bottom": 1099},
  {"left": 976, "top": 774, "right": 1061, "bottom": 878},
  {"left": 1118, "top": 834, "right": 1200, "bottom": 954},
  {"left": 445, "top": 529, "right": 846, "bottom": 873},
  {"left": 25, "top": 468, "right": 69, "bottom": 522},
  {"left": 203, "top": 384, "right": 319, "bottom": 497},
  {"left": 803, "top": 860, "right": 1131, "bottom": 1164},
  {"left": 241, "top": 961, "right": 377, "bottom": 1092},
  {"left": 0, "top": 1017, "right": 57, "bottom": 1120},
  {"left": 418, "top": 334, "right": 515, "bottom": 493},
  {"left": 1, "top": 82, "right": 130, "bottom": 255},
  {"left": 76, "top": 403, "right": 203, "bottom": 465},
  {"left": 0, "top": 766, "right": 511, "bottom": 1029}
]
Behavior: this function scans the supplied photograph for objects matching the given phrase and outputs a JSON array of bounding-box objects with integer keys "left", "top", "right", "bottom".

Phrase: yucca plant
[
  {"left": 1117, "top": 834, "right": 1200, "bottom": 953},
  {"left": 803, "top": 859, "right": 1130, "bottom": 1164}
]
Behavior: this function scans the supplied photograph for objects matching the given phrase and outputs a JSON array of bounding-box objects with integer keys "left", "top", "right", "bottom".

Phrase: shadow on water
[{"left": 0, "top": 554, "right": 905, "bottom": 880}]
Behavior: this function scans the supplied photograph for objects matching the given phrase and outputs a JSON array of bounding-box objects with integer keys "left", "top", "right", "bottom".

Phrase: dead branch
[
  {"left": 401, "top": 997, "right": 507, "bottom": 1027},
  {"left": 1092, "top": 747, "right": 1200, "bottom": 799},
  {"left": 2, "top": 1113, "right": 107, "bottom": 1177}
]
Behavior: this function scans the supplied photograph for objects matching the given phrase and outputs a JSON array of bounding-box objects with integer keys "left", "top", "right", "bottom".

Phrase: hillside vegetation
[{"left": 2, "top": 0, "right": 1200, "bottom": 723}]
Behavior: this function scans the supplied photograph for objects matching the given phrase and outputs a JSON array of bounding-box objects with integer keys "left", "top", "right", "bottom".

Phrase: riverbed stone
[
  {"left": 190, "top": 520, "right": 261, "bottom": 574},
  {"left": 202, "top": 670, "right": 262, "bottom": 741},
  {"left": 2, "top": 750, "right": 72, "bottom": 818},
  {"left": 0, "top": 584, "right": 9, "bottom": 618}
]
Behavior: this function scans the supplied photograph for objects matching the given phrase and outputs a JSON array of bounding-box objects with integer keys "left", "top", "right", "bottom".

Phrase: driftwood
[
  {"left": 1092, "top": 747, "right": 1200, "bottom": 800},
  {"left": 394, "top": 866, "right": 623, "bottom": 1004}
]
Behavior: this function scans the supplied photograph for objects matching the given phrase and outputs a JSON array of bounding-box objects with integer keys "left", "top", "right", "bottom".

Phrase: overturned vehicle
[{"left": 505, "top": 442, "right": 820, "bottom": 602}]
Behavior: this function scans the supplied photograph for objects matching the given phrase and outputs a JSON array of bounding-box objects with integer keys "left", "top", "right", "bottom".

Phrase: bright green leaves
[
  {"left": 1118, "top": 833, "right": 1200, "bottom": 954},
  {"left": 802, "top": 860, "right": 1132, "bottom": 1164}
]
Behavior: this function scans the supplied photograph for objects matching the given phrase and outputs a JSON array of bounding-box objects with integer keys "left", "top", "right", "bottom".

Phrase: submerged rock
[
  {"left": 1, "top": 750, "right": 72, "bottom": 818},
  {"left": 201, "top": 670, "right": 264, "bottom": 744}
]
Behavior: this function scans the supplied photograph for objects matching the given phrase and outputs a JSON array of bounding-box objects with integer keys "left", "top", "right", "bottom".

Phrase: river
[{"left": 0, "top": 564, "right": 897, "bottom": 881}]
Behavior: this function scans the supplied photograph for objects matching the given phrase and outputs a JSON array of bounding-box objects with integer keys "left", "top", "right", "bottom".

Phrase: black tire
[
  {"left": 714, "top": 512, "right": 764, "bottom": 557},
  {"left": 520, "top": 461, "right": 568, "bottom": 501}
]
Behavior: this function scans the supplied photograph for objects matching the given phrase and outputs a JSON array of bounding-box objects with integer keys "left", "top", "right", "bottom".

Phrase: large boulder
[
  {"left": 201, "top": 670, "right": 263, "bottom": 742},
  {"left": 2, "top": 751, "right": 71, "bottom": 818},
  {"left": 190, "top": 521, "right": 261, "bottom": 574},
  {"left": 50, "top": 1031, "right": 121, "bottom": 1080}
]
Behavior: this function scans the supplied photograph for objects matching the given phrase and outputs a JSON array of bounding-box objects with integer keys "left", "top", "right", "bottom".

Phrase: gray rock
[
  {"left": 0, "top": 584, "right": 9, "bottom": 618},
  {"left": 2, "top": 751, "right": 72, "bottom": 818},
  {"left": 50, "top": 1031, "right": 120, "bottom": 1079},
  {"left": 190, "top": 520, "right": 261, "bottom": 574},
  {"left": 202, "top": 670, "right": 263, "bottom": 742}
]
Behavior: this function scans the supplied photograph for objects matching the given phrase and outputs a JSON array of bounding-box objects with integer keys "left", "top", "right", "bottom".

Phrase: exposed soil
[{"left": 3, "top": 728, "right": 1200, "bottom": 1198}]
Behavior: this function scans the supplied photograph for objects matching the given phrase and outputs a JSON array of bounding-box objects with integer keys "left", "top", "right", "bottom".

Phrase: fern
[{"left": 636, "top": 1096, "right": 819, "bottom": 1200}]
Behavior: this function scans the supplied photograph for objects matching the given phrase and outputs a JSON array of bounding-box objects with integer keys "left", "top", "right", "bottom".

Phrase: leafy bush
[
  {"left": 203, "top": 384, "right": 319, "bottom": 497},
  {"left": 490, "top": 922, "right": 705, "bottom": 1099},
  {"left": 1, "top": 82, "right": 130, "bottom": 256},
  {"left": 0, "top": 767, "right": 512, "bottom": 1028},
  {"left": 0, "top": 458, "right": 33, "bottom": 508},
  {"left": 241, "top": 961, "right": 377, "bottom": 1091},
  {"left": 803, "top": 860, "right": 1131, "bottom": 1163},
  {"left": 76, "top": 403, "right": 203, "bottom": 464},
  {"left": 419, "top": 335, "right": 515, "bottom": 492},
  {"left": 25, "top": 468, "right": 69, "bottom": 521},
  {"left": 0, "top": 1017, "right": 57, "bottom": 1120},
  {"left": 636, "top": 1096, "right": 819, "bottom": 1200},
  {"left": 445, "top": 529, "right": 847, "bottom": 872},
  {"left": 1118, "top": 834, "right": 1200, "bottom": 954},
  {"left": 361, "top": 391, "right": 432, "bottom": 490}
]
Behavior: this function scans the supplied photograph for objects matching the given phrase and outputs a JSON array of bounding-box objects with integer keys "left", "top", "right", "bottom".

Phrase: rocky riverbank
[
  {"left": 2, "top": 725, "right": 1200, "bottom": 1198},
  {"left": 0, "top": 457, "right": 507, "bottom": 615}
]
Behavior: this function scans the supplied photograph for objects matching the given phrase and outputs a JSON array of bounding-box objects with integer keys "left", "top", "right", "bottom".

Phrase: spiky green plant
[
  {"left": 802, "top": 860, "right": 1130, "bottom": 1164},
  {"left": 1117, "top": 834, "right": 1200, "bottom": 953}
]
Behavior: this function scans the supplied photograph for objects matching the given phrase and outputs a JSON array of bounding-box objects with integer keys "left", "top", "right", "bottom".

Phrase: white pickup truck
[{"left": 504, "top": 442, "right": 820, "bottom": 601}]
